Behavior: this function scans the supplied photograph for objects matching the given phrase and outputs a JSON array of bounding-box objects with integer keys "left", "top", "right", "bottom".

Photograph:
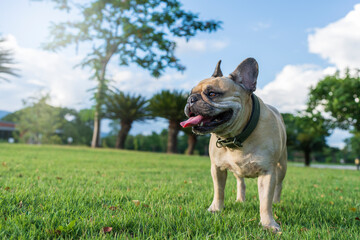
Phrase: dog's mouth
[{"left": 180, "top": 109, "right": 233, "bottom": 132}]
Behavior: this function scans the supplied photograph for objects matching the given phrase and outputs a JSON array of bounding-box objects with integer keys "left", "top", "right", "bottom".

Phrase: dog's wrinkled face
[
  {"left": 181, "top": 58, "right": 259, "bottom": 135},
  {"left": 183, "top": 77, "right": 243, "bottom": 135}
]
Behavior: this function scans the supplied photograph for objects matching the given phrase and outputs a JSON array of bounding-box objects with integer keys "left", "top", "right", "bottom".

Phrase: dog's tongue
[{"left": 180, "top": 115, "right": 204, "bottom": 128}]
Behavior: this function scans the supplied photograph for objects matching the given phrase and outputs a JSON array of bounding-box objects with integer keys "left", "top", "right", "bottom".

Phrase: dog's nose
[
  {"left": 190, "top": 96, "right": 197, "bottom": 103},
  {"left": 189, "top": 94, "right": 199, "bottom": 105}
]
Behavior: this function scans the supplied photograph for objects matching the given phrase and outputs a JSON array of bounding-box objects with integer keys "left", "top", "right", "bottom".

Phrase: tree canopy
[
  {"left": 3, "top": 95, "right": 94, "bottom": 145},
  {"left": 44, "top": 0, "right": 221, "bottom": 77},
  {"left": 11, "top": 94, "right": 63, "bottom": 144},
  {"left": 148, "top": 89, "right": 187, "bottom": 153},
  {"left": 0, "top": 36, "right": 19, "bottom": 82},
  {"left": 308, "top": 70, "right": 360, "bottom": 131},
  {"left": 43, "top": 0, "right": 222, "bottom": 148},
  {"left": 148, "top": 89, "right": 187, "bottom": 121},
  {"left": 104, "top": 88, "right": 149, "bottom": 148},
  {"left": 282, "top": 112, "right": 331, "bottom": 166},
  {"left": 104, "top": 89, "right": 149, "bottom": 124}
]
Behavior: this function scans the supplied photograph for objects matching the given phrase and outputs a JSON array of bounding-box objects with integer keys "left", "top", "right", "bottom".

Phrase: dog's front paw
[
  {"left": 236, "top": 195, "right": 245, "bottom": 202},
  {"left": 261, "top": 221, "right": 281, "bottom": 233},
  {"left": 207, "top": 202, "right": 224, "bottom": 212}
]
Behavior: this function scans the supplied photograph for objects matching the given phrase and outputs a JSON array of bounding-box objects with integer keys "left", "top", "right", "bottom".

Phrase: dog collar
[{"left": 216, "top": 94, "right": 260, "bottom": 149}]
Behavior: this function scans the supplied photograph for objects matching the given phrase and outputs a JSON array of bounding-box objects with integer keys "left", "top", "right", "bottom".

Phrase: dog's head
[{"left": 181, "top": 58, "right": 259, "bottom": 136}]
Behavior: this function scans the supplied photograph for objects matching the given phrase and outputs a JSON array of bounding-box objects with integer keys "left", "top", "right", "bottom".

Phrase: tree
[
  {"left": 43, "top": 0, "right": 222, "bottom": 148},
  {"left": 60, "top": 108, "right": 94, "bottom": 145},
  {"left": 4, "top": 96, "right": 94, "bottom": 145},
  {"left": 308, "top": 70, "right": 360, "bottom": 131},
  {"left": 282, "top": 113, "right": 330, "bottom": 166},
  {"left": 308, "top": 71, "right": 360, "bottom": 162},
  {"left": 344, "top": 133, "right": 360, "bottom": 159},
  {"left": 104, "top": 88, "right": 149, "bottom": 149},
  {"left": 181, "top": 127, "right": 197, "bottom": 155},
  {"left": 178, "top": 131, "right": 210, "bottom": 155},
  {"left": 126, "top": 130, "right": 167, "bottom": 152},
  {"left": 14, "top": 94, "right": 63, "bottom": 144},
  {"left": 148, "top": 90, "right": 187, "bottom": 153},
  {"left": 0, "top": 36, "right": 19, "bottom": 82}
]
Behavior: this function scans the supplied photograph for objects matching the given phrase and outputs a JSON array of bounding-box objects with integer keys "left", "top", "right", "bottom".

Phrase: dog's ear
[
  {"left": 229, "top": 58, "right": 258, "bottom": 92},
  {"left": 211, "top": 60, "right": 223, "bottom": 77}
]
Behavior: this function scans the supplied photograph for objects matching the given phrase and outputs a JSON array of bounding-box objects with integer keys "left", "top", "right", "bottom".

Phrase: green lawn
[{"left": 0, "top": 144, "right": 359, "bottom": 239}]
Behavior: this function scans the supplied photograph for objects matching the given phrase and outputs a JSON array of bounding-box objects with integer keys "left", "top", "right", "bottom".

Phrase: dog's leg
[
  {"left": 273, "top": 150, "right": 287, "bottom": 203},
  {"left": 234, "top": 174, "right": 246, "bottom": 202},
  {"left": 208, "top": 164, "right": 227, "bottom": 212},
  {"left": 258, "top": 171, "right": 280, "bottom": 232}
]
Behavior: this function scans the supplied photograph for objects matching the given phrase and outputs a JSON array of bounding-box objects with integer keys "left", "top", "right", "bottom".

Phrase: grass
[{"left": 0, "top": 144, "right": 359, "bottom": 239}]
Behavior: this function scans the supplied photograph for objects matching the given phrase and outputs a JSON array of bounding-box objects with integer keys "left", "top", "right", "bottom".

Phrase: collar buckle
[{"left": 216, "top": 137, "right": 243, "bottom": 149}]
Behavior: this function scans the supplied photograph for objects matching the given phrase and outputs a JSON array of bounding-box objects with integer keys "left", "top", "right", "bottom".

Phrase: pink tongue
[{"left": 180, "top": 115, "right": 204, "bottom": 128}]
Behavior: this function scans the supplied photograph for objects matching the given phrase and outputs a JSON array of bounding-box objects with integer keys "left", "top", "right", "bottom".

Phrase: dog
[{"left": 180, "top": 58, "right": 287, "bottom": 232}]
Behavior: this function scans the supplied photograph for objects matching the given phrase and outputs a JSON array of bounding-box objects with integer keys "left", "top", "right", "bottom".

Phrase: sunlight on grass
[{"left": 0, "top": 144, "right": 359, "bottom": 239}]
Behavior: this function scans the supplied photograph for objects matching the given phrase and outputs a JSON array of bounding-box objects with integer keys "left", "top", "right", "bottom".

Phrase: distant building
[{"left": 0, "top": 121, "right": 16, "bottom": 141}]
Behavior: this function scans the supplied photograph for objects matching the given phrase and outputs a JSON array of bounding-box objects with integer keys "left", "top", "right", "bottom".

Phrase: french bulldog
[{"left": 180, "top": 58, "right": 287, "bottom": 232}]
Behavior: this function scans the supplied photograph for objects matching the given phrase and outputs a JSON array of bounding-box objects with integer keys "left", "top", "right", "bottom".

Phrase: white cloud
[
  {"left": 257, "top": 64, "right": 336, "bottom": 113},
  {"left": 260, "top": 3, "right": 360, "bottom": 114},
  {"left": 175, "top": 38, "right": 229, "bottom": 53},
  {"left": 0, "top": 34, "right": 196, "bottom": 120},
  {"left": 308, "top": 4, "right": 360, "bottom": 69},
  {"left": 258, "top": 3, "right": 360, "bottom": 148},
  {"left": 109, "top": 66, "right": 192, "bottom": 97},
  {"left": 256, "top": 64, "right": 349, "bottom": 149},
  {"left": 0, "top": 34, "right": 94, "bottom": 111},
  {"left": 252, "top": 21, "right": 271, "bottom": 31}
]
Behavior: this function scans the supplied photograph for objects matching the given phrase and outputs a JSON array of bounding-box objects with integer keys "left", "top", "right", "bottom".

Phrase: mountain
[{"left": 0, "top": 110, "right": 11, "bottom": 120}]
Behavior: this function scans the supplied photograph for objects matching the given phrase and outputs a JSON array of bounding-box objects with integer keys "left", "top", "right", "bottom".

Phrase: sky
[{"left": 1, "top": 0, "right": 360, "bottom": 148}]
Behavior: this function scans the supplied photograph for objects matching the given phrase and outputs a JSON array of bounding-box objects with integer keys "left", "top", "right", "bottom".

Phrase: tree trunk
[
  {"left": 304, "top": 150, "right": 311, "bottom": 166},
  {"left": 115, "top": 122, "right": 132, "bottom": 149},
  {"left": 90, "top": 46, "right": 117, "bottom": 148},
  {"left": 91, "top": 110, "right": 101, "bottom": 148},
  {"left": 91, "top": 80, "right": 105, "bottom": 148},
  {"left": 331, "top": 151, "right": 337, "bottom": 163},
  {"left": 185, "top": 133, "right": 197, "bottom": 155},
  {"left": 167, "top": 120, "right": 180, "bottom": 153}
]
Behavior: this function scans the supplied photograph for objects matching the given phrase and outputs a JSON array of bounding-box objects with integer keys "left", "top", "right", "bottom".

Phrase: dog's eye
[{"left": 208, "top": 92, "right": 216, "bottom": 97}]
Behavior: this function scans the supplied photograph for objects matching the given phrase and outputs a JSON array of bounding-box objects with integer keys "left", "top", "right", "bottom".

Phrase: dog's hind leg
[
  {"left": 234, "top": 174, "right": 246, "bottom": 202},
  {"left": 273, "top": 150, "right": 287, "bottom": 203}
]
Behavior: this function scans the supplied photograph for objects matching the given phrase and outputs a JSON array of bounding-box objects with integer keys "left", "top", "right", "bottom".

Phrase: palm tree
[
  {"left": 182, "top": 126, "right": 198, "bottom": 155},
  {"left": 0, "top": 36, "right": 19, "bottom": 82},
  {"left": 104, "top": 89, "right": 149, "bottom": 149},
  {"left": 148, "top": 90, "right": 188, "bottom": 153}
]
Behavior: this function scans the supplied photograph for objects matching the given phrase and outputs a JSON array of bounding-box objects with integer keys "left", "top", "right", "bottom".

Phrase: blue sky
[{"left": 1, "top": 0, "right": 360, "bottom": 147}]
